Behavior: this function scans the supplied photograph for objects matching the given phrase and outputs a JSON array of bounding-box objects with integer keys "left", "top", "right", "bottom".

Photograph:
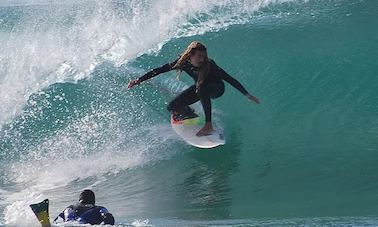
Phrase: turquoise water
[{"left": 1, "top": 0, "right": 378, "bottom": 226}]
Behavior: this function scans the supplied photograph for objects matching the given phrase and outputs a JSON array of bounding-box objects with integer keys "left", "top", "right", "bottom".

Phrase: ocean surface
[{"left": 1, "top": 0, "right": 378, "bottom": 226}]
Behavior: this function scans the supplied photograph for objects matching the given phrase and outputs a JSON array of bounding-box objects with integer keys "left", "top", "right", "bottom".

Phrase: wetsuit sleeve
[
  {"left": 53, "top": 211, "right": 64, "bottom": 222},
  {"left": 211, "top": 60, "right": 249, "bottom": 96},
  {"left": 138, "top": 58, "right": 179, "bottom": 83},
  {"left": 54, "top": 206, "right": 76, "bottom": 222}
]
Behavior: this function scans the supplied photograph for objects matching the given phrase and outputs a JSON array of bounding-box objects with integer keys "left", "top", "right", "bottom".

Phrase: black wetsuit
[{"left": 139, "top": 58, "right": 249, "bottom": 122}]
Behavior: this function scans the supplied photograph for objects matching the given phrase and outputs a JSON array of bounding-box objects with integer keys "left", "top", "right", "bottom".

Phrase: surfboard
[
  {"left": 171, "top": 112, "right": 225, "bottom": 149},
  {"left": 30, "top": 199, "right": 51, "bottom": 227}
]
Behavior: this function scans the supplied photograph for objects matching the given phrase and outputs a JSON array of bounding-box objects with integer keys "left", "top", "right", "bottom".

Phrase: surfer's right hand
[{"left": 128, "top": 79, "right": 140, "bottom": 89}]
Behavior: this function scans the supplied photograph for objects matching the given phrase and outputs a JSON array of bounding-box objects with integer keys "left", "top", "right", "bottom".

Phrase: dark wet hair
[
  {"left": 173, "top": 41, "right": 209, "bottom": 89},
  {"left": 79, "top": 189, "right": 95, "bottom": 205},
  {"left": 192, "top": 45, "right": 207, "bottom": 51}
]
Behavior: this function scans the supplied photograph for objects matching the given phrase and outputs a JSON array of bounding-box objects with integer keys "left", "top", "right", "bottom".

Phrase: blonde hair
[{"left": 173, "top": 41, "right": 209, "bottom": 89}]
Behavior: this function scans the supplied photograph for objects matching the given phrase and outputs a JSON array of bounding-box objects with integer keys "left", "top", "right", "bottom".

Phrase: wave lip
[{"left": 0, "top": 0, "right": 294, "bottom": 127}]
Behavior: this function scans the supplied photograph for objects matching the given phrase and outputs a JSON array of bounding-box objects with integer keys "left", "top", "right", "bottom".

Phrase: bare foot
[{"left": 196, "top": 122, "right": 214, "bottom": 137}]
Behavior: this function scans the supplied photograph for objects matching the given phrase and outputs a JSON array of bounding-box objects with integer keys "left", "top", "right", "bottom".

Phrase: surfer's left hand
[{"left": 246, "top": 94, "right": 260, "bottom": 104}]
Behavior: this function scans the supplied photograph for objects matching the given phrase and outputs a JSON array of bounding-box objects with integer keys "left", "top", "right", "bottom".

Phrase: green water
[{"left": 1, "top": 0, "right": 378, "bottom": 226}]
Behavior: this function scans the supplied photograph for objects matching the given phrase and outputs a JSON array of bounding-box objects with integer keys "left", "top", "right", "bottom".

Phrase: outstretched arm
[
  {"left": 213, "top": 61, "right": 260, "bottom": 104},
  {"left": 128, "top": 58, "right": 178, "bottom": 88}
]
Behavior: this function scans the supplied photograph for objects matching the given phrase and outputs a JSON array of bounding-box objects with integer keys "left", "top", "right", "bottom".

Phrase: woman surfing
[{"left": 128, "top": 41, "right": 260, "bottom": 136}]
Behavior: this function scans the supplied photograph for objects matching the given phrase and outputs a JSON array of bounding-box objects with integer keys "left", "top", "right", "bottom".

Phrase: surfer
[
  {"left": 54, "top": 189, "right": 115, "bottom": 225},
  {"left": 128, "top": 41, "right": 260, "bottom": 136}
]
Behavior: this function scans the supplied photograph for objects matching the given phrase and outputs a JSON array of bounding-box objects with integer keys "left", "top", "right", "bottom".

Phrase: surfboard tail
[
  {"left": 30, "top": 199, "right": 51, "bottom": 227},
  {"left": 171, "top": 114, "right": 225, "bottom": 148}
]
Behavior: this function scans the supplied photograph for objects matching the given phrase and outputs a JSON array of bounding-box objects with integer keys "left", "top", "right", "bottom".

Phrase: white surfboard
[{"left": 171, "top": 114, "right": 225, "bottom": 149}]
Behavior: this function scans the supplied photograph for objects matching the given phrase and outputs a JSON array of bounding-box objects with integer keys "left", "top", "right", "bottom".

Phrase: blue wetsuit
[{"left": 54, "top": 202, "right": 115, "bottom": 225}]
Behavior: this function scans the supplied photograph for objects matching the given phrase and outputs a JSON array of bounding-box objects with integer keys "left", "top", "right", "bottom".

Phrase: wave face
[{"left": 1, "top": 0, "right": 378, "bottom": 226}]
